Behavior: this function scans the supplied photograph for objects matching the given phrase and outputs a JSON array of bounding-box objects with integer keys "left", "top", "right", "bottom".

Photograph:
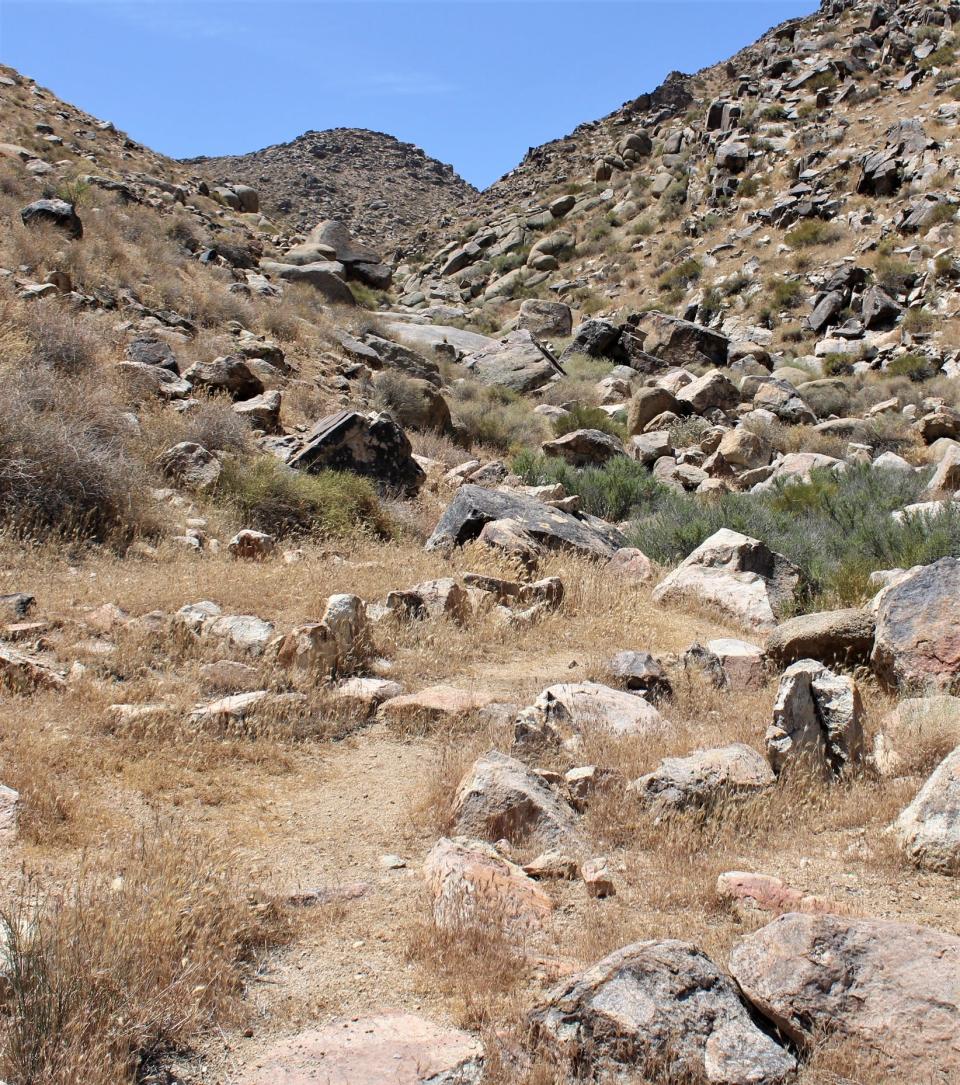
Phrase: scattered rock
[
  {"left": 893, "top": 745, "right": 960, "bottom": 874},
  {"left": 631, "top": 743, "right": 774, "bottom": 814},
  {"left": 766, "top": 608, "right": 875, "bottom": 666}
]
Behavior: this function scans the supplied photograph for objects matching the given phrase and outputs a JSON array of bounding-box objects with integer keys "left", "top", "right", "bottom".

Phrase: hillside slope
[{"left": 185, "top": 127, "right": 478, "bottom": 250}]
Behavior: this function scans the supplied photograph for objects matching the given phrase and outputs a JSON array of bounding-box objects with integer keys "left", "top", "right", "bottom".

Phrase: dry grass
[{"left": 0, "top": 829, "right": 287, "bottom": 1085}]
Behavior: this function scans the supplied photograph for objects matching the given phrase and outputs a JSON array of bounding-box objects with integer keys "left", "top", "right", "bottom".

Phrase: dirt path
[{"left": 197, "top": 724, "right": 451, "bottom": 1083}]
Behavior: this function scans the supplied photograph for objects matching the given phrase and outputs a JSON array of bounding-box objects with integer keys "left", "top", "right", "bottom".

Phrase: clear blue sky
[{"left": 2, "top": 1, "right": 818, "bottom": 189}]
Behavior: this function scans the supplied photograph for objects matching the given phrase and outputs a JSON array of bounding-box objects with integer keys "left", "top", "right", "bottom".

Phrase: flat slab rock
[
  {"left": 730, "top": 913, "right": 960, "bottom": 1079},
  {"left": 529, "top": 939, "right": 794, "bottom": 1084},
  {"left": 235, "top": 1012, "right": 483, "bottom": 1084},
  {"left": 425, "top": 484, "right": 627, "bottom": 560},
  {"left": 532, "top": 681, "right": 667, "bottom": 737}
]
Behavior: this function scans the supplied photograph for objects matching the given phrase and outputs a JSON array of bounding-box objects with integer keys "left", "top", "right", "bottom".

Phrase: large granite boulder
[
  {"left": 652, "top": 529, "right": 800, "bottom": 631},
  {"left": 425, "top": 485, "right": 627, "bottom": 559},
  {"left": 766, "top": 608, "right": 875, "bottom": 666},
  {"left": 288, "top": 410, "right": 424, "bottom": 495},
  {"left": 893, "top": 745, "right": 960, "bottom": 874},
  {"left": 766, "top": 659, "right": 864, "bottom": 777},
  {"left": 632, "top": 310, "right": 729, "bottom": 368},
  {"left": 730, "top": 913, "right": 960, "bottom": 1080},
  {"left": 529, "top": 940, "right": 795, "bottom": 1084},
  {"left": 631, "top": 743, "right": 774, "bottom": 814},
  {"left": 541, "top": 428, "right": 624, "bottom": 467},
  {"left": 462, "top": 329, "right": 562, "bottom": 393},
  {"left": 871, "top": 558, "right": 960, "bottom": 691},
  {"left": 452, "top": 749, "right": 580, "bottom": 848}
]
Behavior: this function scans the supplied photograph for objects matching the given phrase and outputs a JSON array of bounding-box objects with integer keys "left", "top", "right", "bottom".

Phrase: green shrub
[
  {"left": 626, "top": 463, "right": 959, "bottom": 610},
  {"left": 551, "top": 404, "right": 625, "bottom": 439},
  {"left": 874, "top": 255, "right": 916, "bottom": 295},
  {"left": 448, "top": 382, "right": 546, "bottom": 453},
  {"left": 348, "top": 282, "right": 387, "bottom": 310},
  {"left": 921, "top": 45, "right": 957, "bottom": 70},
  {"left": 806, "top": 70, "right": 838, "bottom": 92},
  {"left": 768, "top": 277, "right": 805, "bottom": 310},
  {"left": 785, "top": 220, "right": 842, "bottom": 248},
  {"left": 884, "top": 353, "right": 934, "bottom": 382},
  {"left": 821, "top": 353, "right": 856, "bottom": 377},
  {"left": 511, "top": 452, "right": 661, "bottom": 523},
  {"left": 217, "top": 457, "right": 389, "bottom": 538},
  {"left": 902, "top": 308, "right": 936, "bottom": 334},
  {"left": 658, "top": 258, "right": 702, "bottom": 293}
]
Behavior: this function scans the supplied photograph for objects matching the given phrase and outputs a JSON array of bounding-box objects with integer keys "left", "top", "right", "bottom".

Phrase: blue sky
[{"left": 2, "top": 1, "right": 818, "bottom": 189}]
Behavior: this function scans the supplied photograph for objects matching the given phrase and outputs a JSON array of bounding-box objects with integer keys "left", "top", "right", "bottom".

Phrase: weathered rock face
[
  {"left": 425, "top": 485, "right": 627, "bottom": 559},
  {"left": 20, "top": 197, "right": 82, "bottom": 238},
  {"left": 518, "top": 299, "right": 572, "bottom": 338},
  {"left": 371, "top": 373, "right": 450, "bottom": 433},
  {"left": 893, "top": 745, "right": 960, "bottom": 874},
  {"left": 871, "top": 558, "right": 960, "bottom": 691},
  {"left": 451, "top": 750, "right": 580, "bottom": 847},
  {"left": 631, "top": 743, "right": 775, "bottom": 814},
  {"left": 676, "top": 370, "right": 740, "bottom": 413},
  {"left": 529, "top": 940, "right": 795, "bottom": 1084},
  {"left": 766, "top": 608, "right": 875, "bottom": 666},
  {"left": 632, "top": 311, "right": 729, "bottom": 368},
  {"left": 652, "top": 529, "right": 800, "bottom": 631},
  {"left": 461, "top": 329, "right": 561, "bottom": 393},
  {"left": 184, "top": 356, "right": 265, "bottom": 401},
  {"left": 541, "top": 428, "right": 624, "bottom": 467},
  {"left": 520, "top": 681, "right": 667, "bottom": 741},
  {"left": 766, "top": 659, "right": 863, "bottom": 777},
  {"left": 157, "top": 442, "right": 221, "bottom": 491},
  {"left": 289, "top": 410, "right": 424, "bottom": 495},
  {"left": 730, "top": 913, "right": 960, "bottom": 1080},
  {"left": 276, "top": 593, "right": 367, "bottom": 679},
  {"left": 423, "top": 836, "right": 553, "bottom": 937},
  {"left": 235, "top": 1012, "right": 483, "bottom": 1085},
  {"left": 260, "top": 258, "right": 356, "bottom": 305}
]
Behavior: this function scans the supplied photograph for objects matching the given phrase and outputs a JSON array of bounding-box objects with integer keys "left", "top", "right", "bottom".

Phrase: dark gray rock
[
  {"left": 183, "top": 356, "right": 264, "bottom": 401},
  {"left": 20, "top": 198, "right": 82, "bottom": 239},
  {"left": 289, "top": 409, "right": 424, "bottom": 495},
  {"left": 425, "top": 485, "right": 627, "bottom": 559}
]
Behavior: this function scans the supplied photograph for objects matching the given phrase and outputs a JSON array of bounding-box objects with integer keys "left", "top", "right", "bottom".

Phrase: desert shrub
[
  {"left": 902, "top": 308, "right": 937, "bottom": 335},
  {"left": 512, "top": 451, "right": 661, "bottom": 522},
  {"left": 768, "top": 277, "right": 805, "bottom": 310},
  {"left": 785, "top": 220, "right": 842, "bottom": 248},
  {"left": 874, "top": 255, "right": 916, "bottom": 295},
  {"left": 761, "top": 105, "right": 788, "bottom": 121},
  {"left": 658, "top": 258, "right": 702, "bottom": 293},
  {"left": 884, "top": 353, "right": 934, "bottom": 382},
  {"left": 821, "top": 353, "right": 856, "bottom": 377},
  {"left": 217, "top": 456, "right": 389, "bottom": 538},
  {"left": 630, "top": 216, "right": 655, "bottom": 237},
  {"left": 627, "top": 463, "right": 959, "bottom": 609},
  {"left": 448, "top": 382, "right": 546, "bottom": 453},
  {"left": 737, "top": 176, "right": 763, "bottom": 198},
  {"left": 0, "top": 369, "right": 149, "bottom": 543},
  {"left": 17, "top": 299, "right": 107, "bottom": 376},
  {"left": 348, "top": 281, "right": 387, "bottom": 309},
  {"left": 0, "top": 831, "right": 285, "bottom": 1085},
  {"left": 806, "top": 70, "right": 838, "bottom": 92},
  {"left": 551, "top": 403, "right": 625, "bottom": 439},
  {"left": 490, "top": 249, "right": 527, "bottom": 275}
]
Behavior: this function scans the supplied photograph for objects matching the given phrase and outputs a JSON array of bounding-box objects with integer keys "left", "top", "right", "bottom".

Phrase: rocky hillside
[
  {"left": 185, "top": 127, "right": 478, "bottom": 250},
  {"left": 1, "top": 2, "right": 960, "bottom": 1084}
]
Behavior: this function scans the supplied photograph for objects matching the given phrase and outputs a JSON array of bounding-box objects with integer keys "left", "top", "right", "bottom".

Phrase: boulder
[
  {"left": 461, "top": 329, "right": 561, "bottom": 393},
  {"left": 893, "top": 745, "right": 960, "bottom": 874},
  {"left": 378, "top": 686, "right": 497, "bottom": 728},
  {"left": 730, "top": 913, "right": 960, "bottom": 1080},
  {"left": 631, "top": 743, "right": 774, "bottom": 814},
  {"left": 425, "top": 485, "right": 627, "bottom": 560},
  {"left": 716, "top": 872, "right": 834, "bottom": 919},
  {"left": 372, "top": 373, "right": 450, "bottom": 433},
  {"left": 871, "top": 558, "right": 960, "bottom": 691},
  {"left": 289, "top": 409, "right": 424, "bottom": 495},
  {"left": 20, "top": 198, "right": 82, "bottom": 238},
  {"left": 233, "top": 390, "right": 281, "bottom": 433},
  {"left": 423, "top": 836, "right": 553, "bottom": 937},
  {"left": 684, "top": 638, "right": 767, "bottom": 690},
  {"left": 452, "top": 750, "right": 580, "bottom": 847},
  {"left": 529, "top": 940, "right": 795, "bottom": 1084},
  {"left": 116, "top": 361, "right": 191, "bottom": 400},
  {"left": 518, "top": 299, "right": 573, "bottom": 338},
  {"left": 518, "top": 681, "right": 667, "bottom": 743},
  {"left": 263, "top": 259, "right": 356, "bottom": 305},
  {"left": 626, "top": 387, "right": 681, "bottom": 435},
  {"left": 607, "top": 651, "right": 671, "bottom": 699},
  {"left": 157, "top": 442, "right": 221, "bottom": 491},
  {"left": 227, "top": 529, "right": 275, "bottom": 560},
  {"left": 541, "top": 428, "right": 624, "bottom": 467},
  {"left": 0, "top": 645, "right": 65, "bottom": 692},
  {"left": 766, "top": 608, "right": 875, "bottom": 666},
  {"left": 633, "top": 311, "right": 729, "bottom": 368},
  {"left": 766, "top": 660, "right": 864, "bottom": 777},
  {"left": 183, "top": 356, "right": 264, "bottom": 401},
  {"left": 560, "top": 319, "right": 621, "bottom": 362},
  {"left": 718, "top": 427, "right": 771, "bottom": 470},
  {"left": 236, "top": 1012, "right": 483, "bottom": 1085},
  {"left": 387, "top": 578, "right": 469, "bottom": 624},
  {"left": 652, "top": 529, "right": 800, "bottom": 631},
  {"left": 676, "top": 370, "right": 740, "bottom": 414}
]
